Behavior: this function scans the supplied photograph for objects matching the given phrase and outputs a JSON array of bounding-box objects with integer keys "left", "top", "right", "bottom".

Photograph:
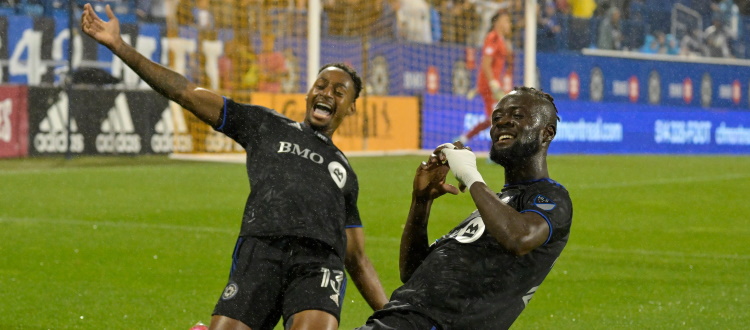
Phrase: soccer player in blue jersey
[
  {"left": 358, "top": 86, "right": 573, "bottom": 329},
  {"left": 81, "top": 4, "right": 387, "bottom": 330}
]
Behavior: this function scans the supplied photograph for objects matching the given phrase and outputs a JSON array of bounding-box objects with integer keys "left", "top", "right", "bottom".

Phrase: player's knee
[
  {"left": 209, "top": 315, "right": 252, "bottom": 330},
  {"left": 285, "top": 310, "right": 338, "bottom": 330}
]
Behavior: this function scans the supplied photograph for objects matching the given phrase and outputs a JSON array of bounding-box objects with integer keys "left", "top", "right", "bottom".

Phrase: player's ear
[
  {"left": 345, "top": 99, "right": 357, "bottom": 117},
  {"left": 543, "top": 124, "right": 556, "bottom": 143}
]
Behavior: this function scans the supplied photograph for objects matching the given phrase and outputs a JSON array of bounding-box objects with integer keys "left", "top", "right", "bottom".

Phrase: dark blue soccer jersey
[
  {"left": 384, "top": 179, "right": 573, "bottom": 329},
  {"left": 213, "top": 98, "right": 361, "bottom": 260}
]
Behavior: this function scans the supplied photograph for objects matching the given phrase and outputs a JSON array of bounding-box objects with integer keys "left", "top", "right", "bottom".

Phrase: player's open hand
[
  {"left": 412, "top": 150, "right": 459, "bottom": 201},
  {"left": 81, "top": 4, "right": 123, "bottom": 50}
]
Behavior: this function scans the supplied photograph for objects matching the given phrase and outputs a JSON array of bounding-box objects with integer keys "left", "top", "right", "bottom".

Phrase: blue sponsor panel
[
  {"left": 422, "top": 93, "right": 485, "bottom": 149},
  {"left": 321, "top": 40, "right": 475, "bottom": 96},
  {"left": 137, "top": 23, "right": 163, "bottom": 63},
  {"left": 537, "top": 52, "right": 750, "bottom": 110},
  {"left": 359, "top": 40, "right": 404, "bottom": 96},
  {"left": 6, "top": 15, "right": 35, "bottom": 84},
  {"left": 552, "top": 100, "right": 750, "bottom": 154},
  {"left": 402, "top": 42, "right": 467, "bottom": 96},
  {"left": 422, "top": 94, "right": 750, "bottom": 154},
  {"left": 51, "top": 14, "right": 71, "bottom": 70}
]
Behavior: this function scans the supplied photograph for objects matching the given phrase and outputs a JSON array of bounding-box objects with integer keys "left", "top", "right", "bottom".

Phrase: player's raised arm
[
  {"left": 441, "top": 144, "right": 550, "bottom": 256},
  {"left": 80, "top": 3, "right": 224, "bottom": 126},
  {"left": 400, "top": 149, "right": 459, "bottom": 282}
]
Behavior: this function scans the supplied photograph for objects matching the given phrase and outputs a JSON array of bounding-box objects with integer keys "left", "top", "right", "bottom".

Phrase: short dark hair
[
  {"left": 319, "top": 62, "right": 363, "bottom": 101},
  {"left": 488, "top": 9, "right": 510, "bottom": 33},
  {"left": 511, "top": 86, "right": 560, "bottom": 122}
]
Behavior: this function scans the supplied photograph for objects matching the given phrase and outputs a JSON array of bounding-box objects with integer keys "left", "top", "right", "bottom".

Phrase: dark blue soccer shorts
[{"left": 212, "top": 236, "right": 347, "bottom": 330}]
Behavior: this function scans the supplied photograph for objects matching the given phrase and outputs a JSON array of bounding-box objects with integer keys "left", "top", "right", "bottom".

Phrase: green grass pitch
[{"left": 1, "top": 154, "right": 749, "bottom": 329}]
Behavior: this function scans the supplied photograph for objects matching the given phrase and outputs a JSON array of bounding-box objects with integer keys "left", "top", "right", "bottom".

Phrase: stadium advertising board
[
  {"left": 423, "top": 94, "right": 750, "bottom": 154},
  {"left": 537, "top": 52, "right": 750, "bottom": 109},
  {"left": 26, "top": 87, "right": 177, "bottom": 156},
  {"left": 6, "top": 12, "right": 748, "bottom": 111},
  {"left": 321, "top": 39, "right": 476, "bottom": 97},
  {"left": 252, "top": 92, "right": 420, "bottom": 152},
  {"left": 0, "top": 14, "right": 163, "bottom": 87},
  {"left": 335, "top": 96, "right": 420, "bottom": 152},
  {"left": 0, "top": 85, "right": 29, "bottom": 158},
  {"left": 1, "top": 14, "right": 474, "bottom": 97}
]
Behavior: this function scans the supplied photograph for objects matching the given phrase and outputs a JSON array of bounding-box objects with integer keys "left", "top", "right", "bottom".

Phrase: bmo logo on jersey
[
  {"left": 278, "top": 141, "right": 325, "bottom": 163},
  {"left": 277, "top": 141, "right": 347, "bottom": 189}
]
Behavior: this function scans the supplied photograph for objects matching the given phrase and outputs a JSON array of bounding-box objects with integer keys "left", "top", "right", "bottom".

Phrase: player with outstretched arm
[{"left": 80, "top": 4, "right": 387, "bottom": 330}]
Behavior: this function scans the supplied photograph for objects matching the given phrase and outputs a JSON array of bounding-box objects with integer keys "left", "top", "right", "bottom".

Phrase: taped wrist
[{"left": 441, "top": 148, "right": 485, "bottom": 189}]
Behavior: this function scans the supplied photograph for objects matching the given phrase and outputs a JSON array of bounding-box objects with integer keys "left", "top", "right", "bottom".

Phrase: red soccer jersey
[{"left": 477, "top": 30, "right": 510, "bottom": 93}]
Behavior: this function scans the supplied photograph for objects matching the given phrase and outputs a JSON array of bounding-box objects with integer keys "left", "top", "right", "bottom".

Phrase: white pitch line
[
  {"left": 0, "top": 216, "right": 236, "bottom": 234},
  {"left": 568, "top": 245, "right": 750, "bottom": 260},
  {"left": 0, "top": 164, "right": 193, "bottom": 176},
  {"left": 571, "top": 173, "right": 750, "bottom": 189},
  {"left": 4, "top": 216, "right": 747, "bottom": 261}
]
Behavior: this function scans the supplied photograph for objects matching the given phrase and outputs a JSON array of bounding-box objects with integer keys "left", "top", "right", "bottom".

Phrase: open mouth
[
  {"left": 312, "top": 102, "right": 333, "bottom": 119},
  {"left": 496, "top": 134, "right": 515, "bottom": 142}
]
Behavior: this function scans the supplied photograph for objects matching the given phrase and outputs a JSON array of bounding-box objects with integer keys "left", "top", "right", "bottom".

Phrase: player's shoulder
[
  {"left": 225, "top": 98, "right": 290, "bottom": 121},
  {"left": 535, "top": 178, "right": 567, "bottom": 191},
  {"left": 520, "top": 179, "right": 570, "bottom": 201}
]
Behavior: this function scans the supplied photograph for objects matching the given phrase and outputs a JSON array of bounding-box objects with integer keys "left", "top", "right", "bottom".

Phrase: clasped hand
[
  {"left": 440, "top": 142, "right": 485, "bottom": 192},
  {"left": 412, "top": 142, "right": 485, "bottom": 200}
]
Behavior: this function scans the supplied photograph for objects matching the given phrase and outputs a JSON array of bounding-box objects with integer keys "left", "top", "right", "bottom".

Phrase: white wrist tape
[{"left": 441, "top": 148, "right": 485, "bottom": 189}]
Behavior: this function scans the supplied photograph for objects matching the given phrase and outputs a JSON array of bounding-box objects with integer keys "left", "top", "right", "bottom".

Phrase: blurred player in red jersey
[{"left": 459, "top": 11, "right": 513, "bottom": 146}]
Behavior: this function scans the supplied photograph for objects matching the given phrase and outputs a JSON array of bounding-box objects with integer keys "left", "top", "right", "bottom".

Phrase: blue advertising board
[
  {"left": 320, "top": 38, "right": 474, "bottom": 96},
  {"left": 5, "top": 12, "right": 747, "bottom": 111},
  {"left": 423, "top": 94, "right": 750, "bottom": 154},
  {"left": 537, "top": 52, "right": 750, "bottom": 110}
]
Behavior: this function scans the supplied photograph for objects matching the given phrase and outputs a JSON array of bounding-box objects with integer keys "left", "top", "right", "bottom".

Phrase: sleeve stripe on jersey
[
  {"left": 345, "top": 225, "right": 363, "bottom": 229},
  {"left": 215, "top": 96, "right": 228, "bottom": 131},
  {"left": 520, "top": 209, "right": 553, "bottom": 245}
]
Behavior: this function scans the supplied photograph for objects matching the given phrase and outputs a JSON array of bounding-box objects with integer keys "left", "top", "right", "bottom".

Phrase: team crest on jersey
[
  {"left": 453, "top": 217, "right": 485, "bottom": 243},
  {"left": 221, "top": 282, "right": 239, "bottom": 300},
  {"left": 533, "top": 194, "right": 556, "bottom": 211},
  {"left": 328, "top": 161, "right": 347, "bottom": 189}
]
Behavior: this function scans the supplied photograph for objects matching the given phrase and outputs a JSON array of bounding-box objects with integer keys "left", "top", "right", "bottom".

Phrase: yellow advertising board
[{"left": 250, "top": 93, "right": 420, "bottom": 152}]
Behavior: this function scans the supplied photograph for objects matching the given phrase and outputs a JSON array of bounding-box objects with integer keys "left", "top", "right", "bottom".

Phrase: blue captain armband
[{"left": 215, "top": 96, "right": 229, "bottom": 131}]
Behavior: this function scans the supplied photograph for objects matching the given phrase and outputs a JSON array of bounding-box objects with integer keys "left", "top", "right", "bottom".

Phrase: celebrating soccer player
[
  {"left": 81, "top": 4, "right": 387, "bottom": 330},
  {"left": 358, "top": 87, "right": 573, "bottom": 329}
]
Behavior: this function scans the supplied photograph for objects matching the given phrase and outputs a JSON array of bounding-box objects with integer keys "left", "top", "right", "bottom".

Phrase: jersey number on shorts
[{"left": 320, "top": 267, "right": 344, "bottom": 307}]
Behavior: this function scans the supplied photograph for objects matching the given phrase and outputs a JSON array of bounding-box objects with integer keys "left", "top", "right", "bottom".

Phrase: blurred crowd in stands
[
  {"left": 538, "top": 0, "right": 747, "bottom": 58},
  {"left": 1, "top": 0, "right": 748, "bottom": 59}
]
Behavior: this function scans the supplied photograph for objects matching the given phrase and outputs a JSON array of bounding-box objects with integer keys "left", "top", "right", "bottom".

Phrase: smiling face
[
  {"left": 304, "top": 67, "right": 357, "bottom": 137},
  {"left": 488, "top": 91, "right": 555, "bottom": 166}
]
